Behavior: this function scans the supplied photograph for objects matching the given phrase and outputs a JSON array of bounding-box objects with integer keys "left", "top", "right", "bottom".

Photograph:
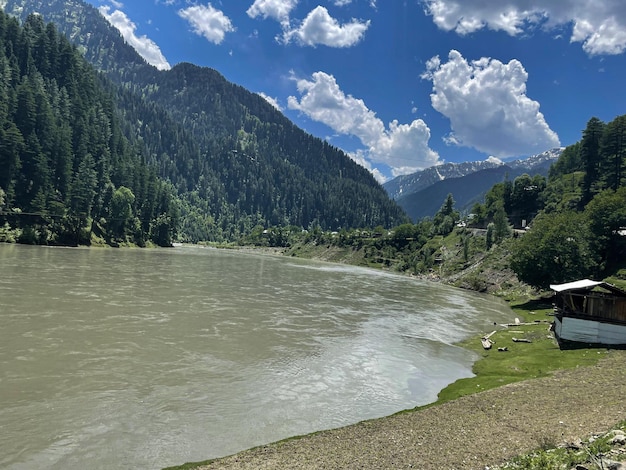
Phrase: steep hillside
[
  {"left": 0, "top": 11, "right": 179, "bottom": 246},
  {"left": 1, "top": 0, "right": 407, "bottom": 240},
  {"left": 1, "top": 0, "right": 156, "bottom": 78}
]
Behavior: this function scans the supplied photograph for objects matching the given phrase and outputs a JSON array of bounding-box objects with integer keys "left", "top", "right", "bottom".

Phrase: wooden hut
[{"left": 550, "top": 279, "right": 626, "bottom": 346}]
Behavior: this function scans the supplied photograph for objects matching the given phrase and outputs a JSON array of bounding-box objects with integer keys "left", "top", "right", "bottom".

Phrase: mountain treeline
[
  {"left": 121, "top": 61, "right": 407, "bottom": 240},
  {"left": 1, "top": 0, "right": 407, "bottom": 244},
  {"left": 246, "top": 115, "right": 626, "bottom": 291},
  {"left": 0, "top": 11, "right": 178, "bottom": 246}
]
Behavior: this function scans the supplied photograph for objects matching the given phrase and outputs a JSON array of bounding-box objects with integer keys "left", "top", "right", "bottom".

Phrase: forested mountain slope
[
  {"left": 1, "top": 0, "right": 407, "bottom": 243},
  {"left": 0, "top": 10, "right": 179, "bottom": 246}
]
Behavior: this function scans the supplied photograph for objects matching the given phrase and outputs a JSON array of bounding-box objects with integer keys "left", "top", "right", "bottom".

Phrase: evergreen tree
[
  {"left": 584, "top": 187, "right": 626, "bottom": 273},
  {"left": 433, "top": 193, "right": 459, "bottom": 235},
  {"left": 0, "top": 122, "right": 24, "bottom": 203},
  {"left": 493, "top": 203, "right": 512, "bottom": 243},
  {"left": 69, "top": 152, "right": 97, "bottom": 217},
  {"left": 580, "top": 117, "right": 605, "bottom": 205},
  {"left": 599, "top": 115, "right": 626, "bottom": 191},
  {"left": 549, "top": 142, "right": 582, "bottom": 179},
  {"left": 109, "top": 186, "right": 135, "bottom": 239},
  {"left": 486, "top": 223, "right": 495, "bottom": 250}
]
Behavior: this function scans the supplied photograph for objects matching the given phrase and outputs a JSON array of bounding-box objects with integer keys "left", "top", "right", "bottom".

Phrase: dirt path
[{"left": 193, "top": 350, "right": 626, "bottom": 470}]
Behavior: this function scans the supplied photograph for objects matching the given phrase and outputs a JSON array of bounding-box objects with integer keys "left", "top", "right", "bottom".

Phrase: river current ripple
[{"left": 0, "top": 244, "right": 513, "bottom": 469}]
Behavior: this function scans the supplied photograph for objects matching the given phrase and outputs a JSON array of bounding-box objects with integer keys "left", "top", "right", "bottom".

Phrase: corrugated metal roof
[
  {"left": 550, "top": 279, "right": 603, "bottom": 292},
  {"left": 551, "top": 279, "right": 626, "bottom": 296}
]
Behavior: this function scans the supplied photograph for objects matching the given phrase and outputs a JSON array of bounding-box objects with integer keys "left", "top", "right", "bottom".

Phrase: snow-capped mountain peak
[{"left": 384, "top": 148, "right": 563, "bottom": 200}]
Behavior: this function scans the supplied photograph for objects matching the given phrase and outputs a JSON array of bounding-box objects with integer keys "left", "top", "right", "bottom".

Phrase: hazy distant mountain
[
  {"left": 387, "top": 148, "right": 563, "bottom": 221},
  {"left": 384, "top": 148, "right": 563, "bottom": 201},
  {"left": 384, "top": 159, "right": 502, "bottom": 201}
]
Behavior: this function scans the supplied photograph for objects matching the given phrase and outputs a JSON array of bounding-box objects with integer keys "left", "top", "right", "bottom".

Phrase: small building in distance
[{"left": 550, "top": 279, "right": 626, "bottom": 347}]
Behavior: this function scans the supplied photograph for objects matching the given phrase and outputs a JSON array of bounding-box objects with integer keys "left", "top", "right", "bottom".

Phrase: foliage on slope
[
  {"left": 0, "top": 11, "right": 178, "bottom": 246},
  {"left": 2, "top": 0, "right": 408, "bottom": 242},
  {"left": 246, "top": 114, "right": 626, "bottom": 293},
  {"left": 508, "top": 116, "right": 626, "bottom": 288}
]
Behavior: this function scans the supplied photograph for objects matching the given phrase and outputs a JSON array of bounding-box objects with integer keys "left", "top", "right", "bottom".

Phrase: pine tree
[
  {"left": 599, "top": 115, "right": 626, "bottom": 191},
  {"left": 580, "top": 117, "right": 605, "bottom": 205},
  {"left": 493, "top": 203, "right": 512, "bottom": 243}
]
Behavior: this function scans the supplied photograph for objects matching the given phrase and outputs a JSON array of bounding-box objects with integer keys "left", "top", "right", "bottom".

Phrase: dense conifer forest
[
  {"left": 0, "top": 11, "right": 179, "bottom": 246},
  {"left": 1, "top": 1, "right": 407, "bottom": 245}
]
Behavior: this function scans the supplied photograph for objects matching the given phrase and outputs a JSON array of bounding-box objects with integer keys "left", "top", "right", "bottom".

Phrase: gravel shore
[{"left": 193, "top": 350, "right": 625, "bottom": 470}]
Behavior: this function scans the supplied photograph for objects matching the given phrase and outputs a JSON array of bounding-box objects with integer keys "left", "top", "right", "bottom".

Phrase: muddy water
[{"left": 0, "top": 244, "right": 513, "bottom": 469}]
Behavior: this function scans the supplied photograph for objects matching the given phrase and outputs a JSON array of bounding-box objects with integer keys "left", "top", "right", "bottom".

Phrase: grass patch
[
  {"left": 435, "top": 297, "right": 607, "bottom": 404},
  {"left": 162, "top": 243, "right": 621, "bottom": 469},
  {"left": 498, "top": 420, "right": 626, "bottom": 470}
]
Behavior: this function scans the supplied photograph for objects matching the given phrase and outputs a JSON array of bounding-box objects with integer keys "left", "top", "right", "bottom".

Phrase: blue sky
[{"left": 86, "top": 0, "right": 626, "bottom": 182}]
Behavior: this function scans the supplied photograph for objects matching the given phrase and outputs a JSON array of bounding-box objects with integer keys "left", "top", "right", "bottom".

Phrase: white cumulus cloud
[
  {"left": 178, "top": 3, "right": 235, "bottom": 45},
  {"left": 422, "top": 0, "right": 626, "bottom": 55},
  {"left": 247, "top": 0, "right": 298, "bottom": 26},
  {"left": 288, "top": 71, "right": 440, "bottom": 176},
  {"left": 422, "top": 50, "right": 560, "bottom": 157},
  {"left": 99, "top": 6, "right": 171, "bottom": 70},
  {"left": 283, "top": 6, "right": 370, "bottom": 47}
]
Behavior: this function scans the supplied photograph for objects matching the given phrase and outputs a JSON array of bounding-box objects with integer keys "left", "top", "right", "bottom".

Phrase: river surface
[{"left": 0, "top": 244, "right": 513, "bottom": 469}]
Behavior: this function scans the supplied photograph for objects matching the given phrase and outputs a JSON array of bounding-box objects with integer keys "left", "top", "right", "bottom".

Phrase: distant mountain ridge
[
  {"left": 384, "top": 148, "right": 563, "bottom": 200},
  {"left": 385, "top": 148, "right": 563, "bottom": 221}
]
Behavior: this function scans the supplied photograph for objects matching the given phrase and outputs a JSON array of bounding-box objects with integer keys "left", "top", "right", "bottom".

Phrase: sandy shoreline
[{"left": 173, "top": 350, "right": 625, "bottom": 470}]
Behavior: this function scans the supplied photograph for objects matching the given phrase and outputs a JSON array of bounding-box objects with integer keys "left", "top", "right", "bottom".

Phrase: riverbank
[
  {"left": 167, "top": 350, "right": 625, "bottom": 469},
  {"left": 163, "top": 245, "right": 625, "bottom": 470}
]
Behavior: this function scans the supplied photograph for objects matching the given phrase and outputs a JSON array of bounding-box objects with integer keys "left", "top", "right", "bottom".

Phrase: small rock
[
  {"left": 610, "top": 434, "right": 626, "bottom": 445},
  {"left": 605, "top": 461, "right": 626, "bottom": 470}
]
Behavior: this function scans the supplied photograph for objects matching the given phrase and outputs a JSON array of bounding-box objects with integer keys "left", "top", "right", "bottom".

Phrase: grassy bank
[
  {"left": 434, "top": 297, "right": 606, "bottom": 404},
  {"left": 164, "top": 243, "right": 624, "bottom": 469},
  {"left": 165, "top": 333, "right": 624, "bottom": 470}
]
